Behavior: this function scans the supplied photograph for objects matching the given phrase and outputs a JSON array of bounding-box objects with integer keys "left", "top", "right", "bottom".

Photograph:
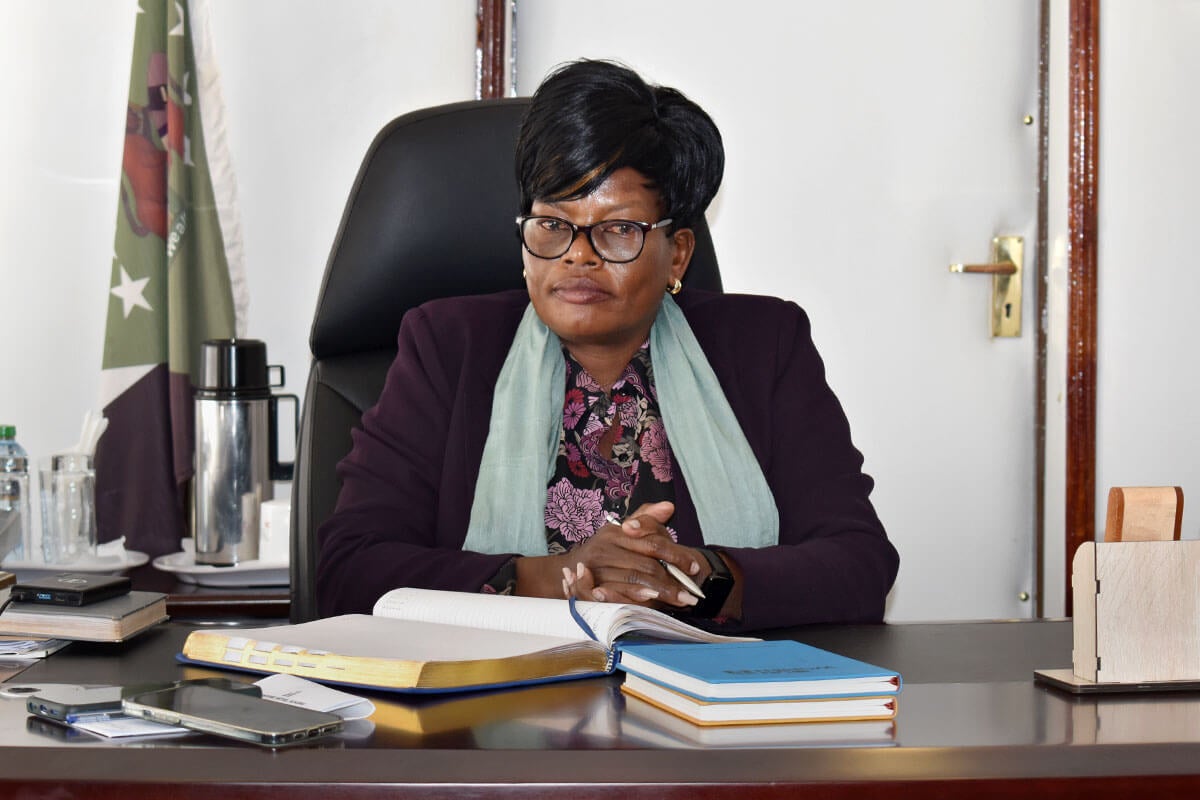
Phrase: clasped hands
[{"left": 556, "top": 501, "right": 704, "bottom": 610}]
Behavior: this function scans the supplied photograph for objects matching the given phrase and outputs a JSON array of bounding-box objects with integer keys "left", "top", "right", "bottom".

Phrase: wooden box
[{"left": 1071, "top": 540, "right": 1200, "bottom": 684}]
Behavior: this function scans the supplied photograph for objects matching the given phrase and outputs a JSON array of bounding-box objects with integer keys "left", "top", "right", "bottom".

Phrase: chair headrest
[{"left": 310, "top": 98, "right": 721, "bottom": 359}]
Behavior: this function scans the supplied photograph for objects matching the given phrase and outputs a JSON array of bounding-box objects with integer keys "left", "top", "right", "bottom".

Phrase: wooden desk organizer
[{"left": 1071, "top": 539, "right": 1200, "bottom": 684}]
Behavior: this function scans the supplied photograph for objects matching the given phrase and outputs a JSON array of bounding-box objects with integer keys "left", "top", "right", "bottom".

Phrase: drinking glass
[{"left": 39, "top": 453, "right": 97, "bottom": 564}]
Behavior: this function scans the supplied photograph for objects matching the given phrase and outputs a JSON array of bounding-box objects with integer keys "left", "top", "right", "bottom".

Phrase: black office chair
[{"left": 290, "top": 97, "right": 723, "bottom": 622}]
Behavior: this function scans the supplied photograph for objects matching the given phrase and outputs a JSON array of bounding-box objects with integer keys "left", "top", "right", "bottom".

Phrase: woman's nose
[{"left": 562, "top": 230, "right": 602, "bottom": 267}]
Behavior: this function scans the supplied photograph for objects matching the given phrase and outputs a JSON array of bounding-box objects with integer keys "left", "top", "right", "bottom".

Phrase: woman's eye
[
  {"left": 604, "top": 222, "right": 638, "bottom": 238},
  {"left": 539, "top": 218, "right": 568, "bottom": 232}
]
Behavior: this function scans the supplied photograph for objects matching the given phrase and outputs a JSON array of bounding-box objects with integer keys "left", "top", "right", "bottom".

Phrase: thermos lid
[{"left": 195, "top": 339, "right": 270, "bottom": 397}]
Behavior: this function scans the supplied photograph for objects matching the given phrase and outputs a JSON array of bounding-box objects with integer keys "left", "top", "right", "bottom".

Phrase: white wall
[
  {"left": 1039, "top": 0, "right": 1200, "bottom": 618},
  {"left": 1096, "top": 0, "right": 1200, "bottom": 540},
  {"left": 1041, "top": 0, "right": 1072, "bottom": 618},
  {"left": 0, "top": 1, "right": 135, "bottom": 461},
  {"left": 0, "top": 0, "right": 476, "bottom": 466}
]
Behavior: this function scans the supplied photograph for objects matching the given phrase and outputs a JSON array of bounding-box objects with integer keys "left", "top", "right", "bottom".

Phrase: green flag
[{"left": 96, "top": 0, "right": 244, "bottom": 557}]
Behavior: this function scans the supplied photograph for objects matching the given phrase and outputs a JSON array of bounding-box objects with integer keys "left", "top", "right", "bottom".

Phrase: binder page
[
  {"left": 211, "top": 615, "right": 585, "bottom": 662},
  {"left": 372, "top": 588, "right": 752, "bottom": 648},
  {"left": 373, "top": 589, "right": 596, "bottom": 641}
]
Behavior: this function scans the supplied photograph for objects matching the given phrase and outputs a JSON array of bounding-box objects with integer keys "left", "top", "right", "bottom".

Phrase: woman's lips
[{"left": 552, "top": 278, "right": 611, "bottom": 304}]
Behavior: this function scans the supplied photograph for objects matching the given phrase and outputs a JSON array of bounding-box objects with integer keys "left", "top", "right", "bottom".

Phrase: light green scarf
[{"left": 462, "top": 294, "right": 779, "bottom": 555}]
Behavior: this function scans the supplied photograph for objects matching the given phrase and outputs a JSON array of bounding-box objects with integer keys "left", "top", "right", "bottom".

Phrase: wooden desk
[{"left": 2, "top": 619, "right": 1200, "bottom": 798}]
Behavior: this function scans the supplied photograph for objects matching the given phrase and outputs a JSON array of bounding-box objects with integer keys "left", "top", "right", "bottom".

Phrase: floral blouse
[{"left": 483, "top": 343, "right": 676, "bottom": 594}]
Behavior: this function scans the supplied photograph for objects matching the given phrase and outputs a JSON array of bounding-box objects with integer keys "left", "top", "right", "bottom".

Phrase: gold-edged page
[
  {"left": 189, "top": 616, "right": 585, "bottom": 661},
  {"left": 418, "top": 643, "right": 609, "bottom": 690},
  {"left": 182, "top": 615, "right": 609, "bottom": 691}
]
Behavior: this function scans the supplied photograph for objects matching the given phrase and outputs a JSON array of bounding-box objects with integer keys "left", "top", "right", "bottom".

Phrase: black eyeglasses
[{"left": 515, "top": 215, "right": 673, "bottom": 264}]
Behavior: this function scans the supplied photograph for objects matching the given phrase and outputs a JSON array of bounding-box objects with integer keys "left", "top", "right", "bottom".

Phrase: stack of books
[
  {"left": 616, "top": 640, "right": 901, "bottom": 726},
  {"left": 0, "top": 590, "right": 167, "bottom": 642}
]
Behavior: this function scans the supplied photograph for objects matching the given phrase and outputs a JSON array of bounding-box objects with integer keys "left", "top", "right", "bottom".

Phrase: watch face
[
  {"left": 694, "top": 549, "right": 734, "bottom": 618},
  {"left": 697, "top": 547, "right": 731, "bottom": 579}
]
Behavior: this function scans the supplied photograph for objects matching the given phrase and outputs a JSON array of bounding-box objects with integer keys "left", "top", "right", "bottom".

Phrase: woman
[{"left": 316, "top": 60, "right": 898, "bottom": 632}]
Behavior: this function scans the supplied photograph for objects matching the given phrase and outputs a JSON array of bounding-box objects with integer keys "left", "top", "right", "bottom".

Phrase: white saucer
[
  {"left": 1, "top": 550, "right": 149, "bottom": 576},
  {"left": 151, "top": 551, "right": 289, "bottom": 587}
]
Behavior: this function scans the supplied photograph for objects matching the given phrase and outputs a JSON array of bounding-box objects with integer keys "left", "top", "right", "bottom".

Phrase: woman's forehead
[{"left": 535, "top": 168, "right": 662, "bottom": 215}]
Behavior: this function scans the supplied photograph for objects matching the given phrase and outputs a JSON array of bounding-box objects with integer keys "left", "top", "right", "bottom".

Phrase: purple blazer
[{"left": 316, "top": 289, "right": 898, "bottom": 631}]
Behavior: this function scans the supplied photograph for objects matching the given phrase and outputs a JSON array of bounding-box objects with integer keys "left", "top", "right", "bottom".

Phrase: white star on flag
[
  {"left": 110, "top": 265, "right": 153, "bottom": 318},
  {"left": 169, "top": 1, "right": 185, "bottom": 36}
]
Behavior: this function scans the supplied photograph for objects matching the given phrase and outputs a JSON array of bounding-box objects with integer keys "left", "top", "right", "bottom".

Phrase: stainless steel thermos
[{"left": 193, "top": 339, "right": 296, "bottom": 566}]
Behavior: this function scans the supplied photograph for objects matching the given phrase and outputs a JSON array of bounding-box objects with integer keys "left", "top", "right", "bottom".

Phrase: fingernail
[
  {"left": 593, "top": 588, "right": 607, "bottom": 602},
  {"left": 626, "top": 518, "right": 641, "bottom": 530},
  {"left": 577, "top": 562, "right": 586, "bottom": 579},
  {"left": 635, "top": 587, "right": 660, "bottom": 601},
  {"left": 562, "top": 567, "right": 574, "bottom": 583},
  {"left": 679, "top": 591, "right": 699, "bottom": 606},
  {"left": 562, "top": 579, "right": 570, "bottom": 597},
  {"left": 689, "top": 560, "right": 701, "bottom": 575}
]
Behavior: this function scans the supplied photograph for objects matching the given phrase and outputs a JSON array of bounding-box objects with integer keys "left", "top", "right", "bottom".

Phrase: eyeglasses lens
[
  {"left": 521, "top": 218, "right": 644, "bottom": 263},
  {"left": 592, "top": 222, "right": 642, "bottom": 262}
]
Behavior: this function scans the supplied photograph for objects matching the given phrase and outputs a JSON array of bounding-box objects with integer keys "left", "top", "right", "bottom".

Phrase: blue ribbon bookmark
[{"left": 567, "top": 597, "right": 599, "bottom": 642}]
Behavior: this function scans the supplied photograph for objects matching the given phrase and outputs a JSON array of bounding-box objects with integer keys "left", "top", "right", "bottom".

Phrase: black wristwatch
[{"left": 691, "top": 547, "right": 734, "bottom": 618}]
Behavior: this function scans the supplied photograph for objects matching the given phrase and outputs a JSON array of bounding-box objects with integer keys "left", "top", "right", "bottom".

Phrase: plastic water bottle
[{"left": 0, "top": 424, "right": 32, "bottom": 562}]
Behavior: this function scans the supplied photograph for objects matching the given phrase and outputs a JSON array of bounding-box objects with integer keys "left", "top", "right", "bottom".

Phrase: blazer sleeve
[
  {"left": 701, "top": 300, "right": 899, "bottom": 631},
  {"left": 315, "top": 304, "right": 516, "bottom": 616}
]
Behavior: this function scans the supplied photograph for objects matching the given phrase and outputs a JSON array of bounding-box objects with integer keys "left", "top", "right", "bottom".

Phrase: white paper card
[
  {"left": 69, "top": 713, "right": 190, "bottom": 738},
  {"left": 255, "top": 673, "right": 375, "bottom": 720}
]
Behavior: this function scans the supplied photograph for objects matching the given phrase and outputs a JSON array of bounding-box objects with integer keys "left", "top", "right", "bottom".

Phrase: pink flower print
[
  {"left": 575, "top": 369, "right": 602, "bottom": 393},
  {"left": 617, "top": 395, "right": 641, "bottom": 429},
  {"left": 639, "top": 419, "right": 674, "bottom": 482},
  {"left": 563, "top": 388, "right": 586, "bottom": 428},
  {"left": 544, "top": 479, "right": 606, "bottom": 542},
  {"left": 620, "top": 366, "right": 649, "bottom": 399},
  {"left": 582, "top": 414, "right": 606, "bottom": 439}
]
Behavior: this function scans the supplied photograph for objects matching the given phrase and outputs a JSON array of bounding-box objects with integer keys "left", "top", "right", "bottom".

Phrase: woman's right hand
[{"left": 521, "top": 501, "right": 703, "bottom": 610}]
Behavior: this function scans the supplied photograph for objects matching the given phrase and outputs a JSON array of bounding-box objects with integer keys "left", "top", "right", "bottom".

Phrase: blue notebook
[{"left": 616, "top": 639, "right": 902, "bottom": 702}]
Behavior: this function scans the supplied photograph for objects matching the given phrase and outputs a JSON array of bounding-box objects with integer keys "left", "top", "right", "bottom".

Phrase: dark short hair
[{"left": 515, "top": 60, "right": 724, "bottom": 230}]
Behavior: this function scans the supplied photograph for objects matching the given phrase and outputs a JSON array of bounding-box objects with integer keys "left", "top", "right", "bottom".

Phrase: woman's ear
[{"left": 670, "top": 227, "right": 695, "bottom": 285}]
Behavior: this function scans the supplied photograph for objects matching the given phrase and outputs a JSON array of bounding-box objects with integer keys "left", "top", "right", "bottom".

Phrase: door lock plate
[{"left": 950, "top": 236, "right": 1023, "bottom": 337}]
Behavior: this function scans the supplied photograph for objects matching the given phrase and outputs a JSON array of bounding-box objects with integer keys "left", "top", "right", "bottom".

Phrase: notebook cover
[{"left": 616, "top": 639, "right": 901, "bottom": 701}]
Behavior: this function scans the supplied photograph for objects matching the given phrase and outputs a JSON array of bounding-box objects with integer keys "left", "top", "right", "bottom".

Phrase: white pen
[{"left": 604, "top": 512, "right": 706, "bottom": 599}]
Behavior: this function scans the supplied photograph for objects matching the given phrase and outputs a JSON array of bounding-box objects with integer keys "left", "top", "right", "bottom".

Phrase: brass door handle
[
  {"left": 949, "top": 236, "right": 1023, "bottom": 337},
  {"left": 949, "top": 262, "right": 1017, "bottom": 275}
]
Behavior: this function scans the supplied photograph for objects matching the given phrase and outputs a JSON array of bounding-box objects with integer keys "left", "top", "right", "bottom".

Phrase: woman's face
[{"left": 523, "top": 167, "right": 694, "bottom": 356}]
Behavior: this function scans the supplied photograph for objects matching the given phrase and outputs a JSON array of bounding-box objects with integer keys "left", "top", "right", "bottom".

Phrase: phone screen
[{"left": 122, "top": 684, "right": 344, "bottom": 746}]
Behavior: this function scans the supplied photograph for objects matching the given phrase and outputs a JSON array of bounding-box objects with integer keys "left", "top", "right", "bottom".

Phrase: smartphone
[
  {"left": 9, "top": 573, "right": 131, "bottom": 606},
  {"left": 28, "top": 678, "right": 262, "bottom": 722},
  {"left": 122, "top": 684, "right": 344, "bottom": 747}
]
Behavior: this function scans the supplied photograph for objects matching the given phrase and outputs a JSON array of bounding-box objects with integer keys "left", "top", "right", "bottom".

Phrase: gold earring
[{"left": 668, "top": 278, "right": 682, "bottom": 295}]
